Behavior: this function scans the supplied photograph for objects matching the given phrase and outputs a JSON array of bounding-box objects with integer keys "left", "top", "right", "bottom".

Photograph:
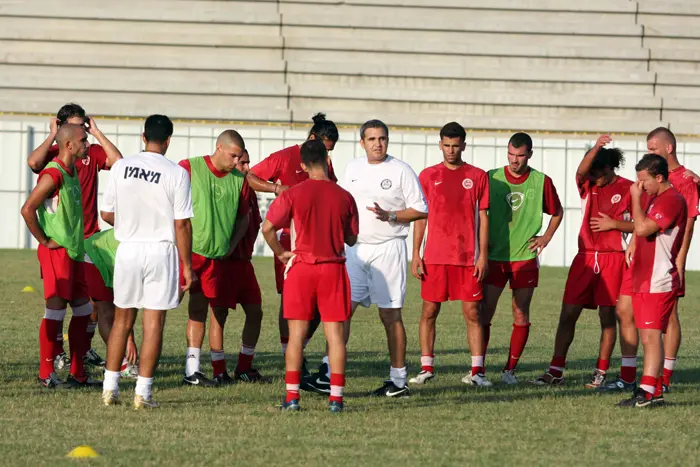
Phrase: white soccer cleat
[
  {"left": 408, "top": 370, "right": 435, "bottom": 385},
  {"left": 501, "top": 369, "right": 518, "bottom": 385},
  {"left": 133, "top": 395, "right": 159, "bottom": 410},
  {"left": 102, "top": 390, "right": 120, "bottom": 406},
  {"left": 462, "top": 373, "right": 493, "bottom": 387}
]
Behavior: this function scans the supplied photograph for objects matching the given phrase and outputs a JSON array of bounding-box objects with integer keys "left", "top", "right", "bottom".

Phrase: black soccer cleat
[
  {"left": 182, "top": 371, "right": 217, "bottom": 387},
  {"left": 370, "top": 380, "right": 410, "bottom": 398},
  {"left": 300, "top": 363, "right": 331, "bottom": 395},
  {"left": 213, "top": 372, "right": 235, "bottom": 385},
  {"left": 66, "top": 375, "right": 102, "bottom": 389},
  {"left": 235, "top": 368, "right": 271, "bottom": 384},
  {"left": 38, "top": 372, "right": 70, "bottom": 389},
  {"left": 616, "top": 388, "right": 664, "bottom": 408}
]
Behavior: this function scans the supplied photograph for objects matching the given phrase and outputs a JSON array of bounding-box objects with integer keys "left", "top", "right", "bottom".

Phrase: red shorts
[
  {"left": 421, "top": 264, "right": 483, "bottom": 302},
  {"left": 632, "top": 291, "right": 676, "bottom": 332},
  {"left": 485, "top": 259, "right": 539, "bottom": 289},
  {"left": 562, "top": 252, "right": 625, "bottom": 308},
  {"left": 225, "top": 259, "right": 262, "bottom": 308},
  {"left": 619, "top": 263, "right": 633, "bottom": 296},
  {"left": 181, "top": 253, "right": 226, "bottom": 301},
  {"left": 274, "top": 233, "right": 292, "bottom": 294},
  {"left": 283, "top": 261, "right": 351, "bottom": 322},
  {"left": 38, "top": 245, "right": 88, "bottom": 301},
  {"left": 84, "top": 262, "right": 114, "bottom": 302}
]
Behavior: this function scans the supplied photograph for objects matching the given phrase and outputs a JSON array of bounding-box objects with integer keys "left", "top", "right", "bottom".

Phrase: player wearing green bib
[
  {"left": 178, "top": 130, "right": 252, "bottom": 387},
  {"left": 481, "top": 132, "right": 564, "bottom": 385},
  {"left": 21, "top": 124, "right": 96, "bottom": 388}
]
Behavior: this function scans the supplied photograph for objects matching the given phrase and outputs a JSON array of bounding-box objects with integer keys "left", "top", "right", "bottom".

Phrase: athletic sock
[
  {"left": 211, "top": 350, "right": 226, "bottom": 376},
  {"left": 504, "top": 323, "right": 531, "bottom": 371},
  {"left": 281, "top": 337, "right": 289, "bottom": 354},
  {"left": 236, "top": 345, "right": 255, "bottom": 373},
  {"left": 285, "top": 370, "right": 301, "bottom": 403},
  {"left": 389, "top": 366, "right": 407, "bottom": 389},
  {"left": 548, "top": 356, "right": 566, "bottom": 378},
  {"left": 68, "top": 304, "right": 91, "bottom": 380},
  {"left": 639, "top": 375, "right": 657, "bottom": 400},
  {"left": 471, "top": 355, "right": 484, "bottom": 376},
  {"left": 185, "top": 347, "right": 201, "bottom": 377},
  {"left": 322, "top": 355, "right": 331, "bottom": 378},
  {"left": 329, "top": 373, "right": 345, "bottom": 404},
  {"left": 662, "top": 357, "right": 676, "bottom": 387},
  {"left": 420, "top": 355, "right": 434, "bottom": 373},
  {"left": 620, "top": 356, "right": 637, "bottom": 383},
  {"left": 135, "top": 376, "right": 154, "bottom": 399},
  {"left": 103, "top": 369, "right": 121, "bottom": 394},
  {"left": 596, "top": 358, "right": 610, "bottom": 374},
  {"left": 40, "top": 308, "right": 66, "bottom": 378},
  {"left": 86, "top": 320, "right": 97, "bottom": 348},
  {"left": 654, "top": 375, "right": 664, "bottom": 398}
]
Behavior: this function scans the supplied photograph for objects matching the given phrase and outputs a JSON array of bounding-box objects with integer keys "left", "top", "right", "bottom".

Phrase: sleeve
[
  {"left": 647, "top": 196, "right": 679, "bottom": 232},
  {"left": 100, "top": 164, "right": 118, "bottom": 213},
  {"left": 575, "top": 173, "right": 590, "bottom": 199},
  {"left": 346, "top": 193, "right": 360, "bottom": 237},
  {"left": 37, "top": 168, "right": 63, "bottom": 198},
  {"left": 178, "top": 159, "right": 192, "bottom": 178},
  {"left": 265, "top": 191, "right": 292, "bottom": 230},
  {"left": 418, "top": 170, "right": 430, "bottom": 206},
  {"left": 236, "top": 180, "right": 251, "bottom": 218},
  {"left": 250, "top": 153, "right": 281, "bottom": 182},
  {"left": 90, "top": 145, "right": 109, "bottom": 171},
  {"left": 543, "top": 176, "right": 563, "bottom": 215},
  {"left": 678, "top": 183, "right": 700, "bottom": 219},
  {"left": 479, "top": 171, "right": 490, "bottom": 210},
  {"left": 250, "top": 195, "right": 263, "bottom": 226},
  {"left": 173, "top": 166, "right": 194, "bottom": 220},
  {"left": 402, "top": 166, "right": 428, "bottom": 213}
]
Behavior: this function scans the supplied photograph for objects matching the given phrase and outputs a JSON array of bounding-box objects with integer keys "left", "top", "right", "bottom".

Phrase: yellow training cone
[
  {"left": 21, "top": 286, "right": 36, "bottom": 293},
  {"left": 63, "top": 333, "right": 69, "bottom": 341},
  {"left": 66, "top": 446, "right": 99, "bottom": 458}
]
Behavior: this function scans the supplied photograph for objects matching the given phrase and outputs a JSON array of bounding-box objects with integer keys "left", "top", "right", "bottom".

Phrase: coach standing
[
  {"left": 342, "top": 120, "right": 428, "bottom": 397},
  {"left": 100, "top": 115, "right": 194, "bottom": 409}
]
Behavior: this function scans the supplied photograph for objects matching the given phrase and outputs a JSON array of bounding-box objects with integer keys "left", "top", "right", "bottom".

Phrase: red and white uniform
[
  {"left": 485, "top": 168, "right": 562, "bottom": 289},
  {"left": 251, "top": 145, "right": 337, "bottom": 294},
  {"left": 419, "top": 163, "right": 489, "bottom": 302},
  {"left": 632, "top": 187, "right": 687, "bottom": 331},
  {"left": 37, "top": 160, "right": 89, "bottom": 301},
  {"left": 563, "top": 175, "right": 632, "bottom": 308},
  {"left": 266, "top": 179, "right": 358, "bottom": 322},
  {"left": 177, "top": 157, "right": 251, "bottom": 308},
  {"left": 668, "top": 165, "right": 700, "bottom": 297}
]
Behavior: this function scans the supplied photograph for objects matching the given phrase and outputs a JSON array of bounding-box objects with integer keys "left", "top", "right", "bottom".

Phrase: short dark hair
[
  {"left": 360, "top": 119, "right": 389, "bottom": 140},
  {"left": 508, "top": 132, "right": 533, "bottom": 153},
  {"left": 636, "top": 153, "right": 669, "bottom": 179},
  {"left": 309, "top": 113, "right": 339, "bottom": 143},
  {"left": 439, "top": 122, "right": 466, "bottom": 142},
  {"left": 144, "top": 114, "right": 173, "bottom": 143},
  {"left": 647, "top": 127, "right": 677, "bottom": 153},
  {"left": 56, "top": 103, "right": 86, "bottom": 125},
  {"left": 300, "top": 139, "right": 328, "bottom": 168},
  {"left": 591, "top": 147, "right": 625, "bottom": 172}
]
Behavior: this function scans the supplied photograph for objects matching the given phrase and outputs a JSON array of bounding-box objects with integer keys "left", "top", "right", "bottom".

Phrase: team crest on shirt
[
  {"left": 462, "top": 178, "right": 473, "bottom": 190},
  {"left": 380, "top": 179, "right": 392, "bottom": 190},
  {"left": 506, "top": 192, "right": 525, "bottom": 211},
  {"left": 611, "top": 194, "right": 621, "bottom": 204},
  {"left": 212, "top": 184, "right": 225, "bottom": 202},
  {"left": 655, "top": 213, "right": 663, "bottom": 219},
  {"left": 81, "top": 155, "right": 90, "bottom": 166}
]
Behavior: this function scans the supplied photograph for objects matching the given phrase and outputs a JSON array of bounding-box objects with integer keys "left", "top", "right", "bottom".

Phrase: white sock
[
  {"left": 135, "top": 376, "right": 153, "bottom": 399},
  {"left": 471, "top": 355, "right": 484, "bottom": 370},
  {"left": 420, "top": 355, "right": 434, "bottom": 370},
  {"left": 664, "top": 357, "right": 676, "bottom": 371},
  {"left": 185, "top": 347, "right": 200, "bottom": 377},
  {"left": 390, "top": 366, "right": 407, "bottom": 388},
  {"left": 103, "top": 370, "right": 120, "bottom": 393},
  {"left": 322, "top": 356, "right": 331, "bottom": 378}
]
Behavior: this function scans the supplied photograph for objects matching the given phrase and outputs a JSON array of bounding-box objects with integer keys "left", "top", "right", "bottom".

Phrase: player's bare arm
[
  {"left": 175, "top": 218, "right": 194, "bottom": 293},
  {"left": 590, "top": 212, "right": 634, "bottom": 233},
  {"left": 100, "top": 211, "right": 115, "bottom": 226},
  {"left": 246, "top": 172, "right": 288, "bottom": 195},
  {"left": 411, "top": 218, "right": 427, "bottom": 279},
  {"left": 86, "top": 117, "right": 122, "bottom": 168},
  {"left": 474, "top": 210, "right": 489, "bottom": 281},
  {"left": 27, "top": 117, "right": 60, "bottom": 173},
  {"left": 675, "top": 216, "right": 695, "bottom": 285},
  {"left": 528, "top": 206, "right": 563, "bottom": 254},
  {"left": 368, "top": 202, "right": 427, "bottom": 223},
  {"left": 630, "top": 181, "right": 661, "bottom": 237},
  {"left": 261, "top": 219, "right": 293, "bottom": 264},
  {"left": 625, "top": 234, "right": 636, "bottom": 266},
  {"left": 20, "top": 174, "right": 60, "bottom": 249},
  {"left": 576, "top": 134, "right": 611, "bottom": 179}
]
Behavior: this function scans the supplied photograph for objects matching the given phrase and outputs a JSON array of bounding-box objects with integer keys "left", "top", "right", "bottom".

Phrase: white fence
[{"left": 3, "top": 118, "right": 700, "bottom": 269}]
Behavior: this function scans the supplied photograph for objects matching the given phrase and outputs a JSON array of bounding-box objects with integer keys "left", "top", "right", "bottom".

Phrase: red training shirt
[
  {"left": 576, "top": 175, "right": 633, "bottom": 253},
  {"left": 251, "top": 144, "right": 338, "bottom": 187},
  {"left": 419, "top": 162, "right": 489, "bottom": 266},
  {"left": 266, "top": 179, "right": 359, "bottom": 264},
  {"left": 668, "top": 165, "right": 700, "bottom": 220}
]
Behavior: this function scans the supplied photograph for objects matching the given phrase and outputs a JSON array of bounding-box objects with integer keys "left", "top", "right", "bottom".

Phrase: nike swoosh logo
[
  {"left": 296, "top": 170, "right": 303, "bottom": 173},
  {"left": 645, "top": 321, "right": 654, "bottom": 325},
  {"left": 386, "top": 389, "right": 406, "bottom": 397},
  {"left": 528, "top": 279, "right": 535, "bottom": 284},
  {"left": 473, "top": 292, "right": 481, "bottom": 297},
  {"left": 434, "top": 181, "right": 443, "bottom": 185},
  {"left": 351, "top": 179, "right": 358, "bottom": 182},
  {"left": 186, "top": 378, "right": 201, "bottom": 385},
  {"left": 316, "top": 378, "right": 330, "bottom": 386}
]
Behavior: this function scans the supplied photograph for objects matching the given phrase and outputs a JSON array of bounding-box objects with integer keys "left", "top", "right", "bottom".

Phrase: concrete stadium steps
[{"left": 650, "top": 49, "right": 700, "bottom": 73}]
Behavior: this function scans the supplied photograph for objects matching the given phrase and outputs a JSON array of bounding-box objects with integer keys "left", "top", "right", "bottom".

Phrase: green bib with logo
[{"left": 84, "top": 229, "right": 119, "bottom": 288}]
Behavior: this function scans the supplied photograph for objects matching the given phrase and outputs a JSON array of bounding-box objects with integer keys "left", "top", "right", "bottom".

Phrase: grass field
[{"left": 1, "top": 249, "right": 700, "bottom": 466}]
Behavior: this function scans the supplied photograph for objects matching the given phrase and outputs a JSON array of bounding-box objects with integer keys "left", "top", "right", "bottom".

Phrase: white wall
[{"left": 4, "top": 118, "right": 700, "bottom": 269}]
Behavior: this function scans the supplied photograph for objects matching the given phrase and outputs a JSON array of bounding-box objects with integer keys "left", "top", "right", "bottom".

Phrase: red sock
[
  {"left": 662, "top": 357, "right": 676, "bottom": 387},
  {"left": 236, "top": 345, "right": 255, "bottom": 373},
  {"left": 596, "top": 358, "right": 610, "bottom": 373},
  {"left": 285, "top": 370, "right": 301, "bottom": 403},
  {"left": 639, "top": 375, "right": 657, "bottom": 400},
  {"left": 548, "top": 355, "right": 566, "bottom": 378},
  {"left": 68, "top": 315, "right": 89, "bottom": 379},
  {"left": 504, "top": 323, "right": 530, "bottom": 371},
  {"left": 654, "top": 376, "right": 664, "bottom": 398},
  {"left": 211, "top": 350, "right": 226, "bottom": 376},
  {"left": 620, "top": 356, "right": 637, "bottom": 383},
  {"left": 420, "top": 355, "right": 434, "bottom": 373},
  {"left": 39, "top": 318, "right": 61, "bottom": 379},
  {"left": 329, "top": 373, "right": 345, "bottom": 403}
]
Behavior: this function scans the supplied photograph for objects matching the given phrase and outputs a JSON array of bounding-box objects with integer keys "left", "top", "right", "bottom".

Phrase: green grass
[{"left": 1, "top": 249, "right": 700, "bottom": 466}]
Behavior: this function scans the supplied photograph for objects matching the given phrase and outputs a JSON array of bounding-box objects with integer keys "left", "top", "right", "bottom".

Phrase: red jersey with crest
[
  {"left": 251, "top": 144, "right": 337, "bottom": 187},
  {"left": 577, "top": 175, "right": 633, "bottom": 252},
  {"left": 419, "top": 163, "right": 489, "bottom": 266},
  {"left": 668, "top": 165, "right": 700, "bottom": 220}
]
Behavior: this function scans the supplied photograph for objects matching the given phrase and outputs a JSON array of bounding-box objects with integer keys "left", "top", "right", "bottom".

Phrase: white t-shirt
[
  {"left": 101, "top": 151, "right": 193, "bottom": 243},
  {"left": 342, "top": 155, "right": 427, "bottom": 244}
]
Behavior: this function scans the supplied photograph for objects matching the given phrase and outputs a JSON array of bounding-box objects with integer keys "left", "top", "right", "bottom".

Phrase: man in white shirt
[
  {"left": 99, "top": 114, "right": 194, "bottom": 409},
  {"left": 317, "top": 119, "right": 427, "bottom": 397}
]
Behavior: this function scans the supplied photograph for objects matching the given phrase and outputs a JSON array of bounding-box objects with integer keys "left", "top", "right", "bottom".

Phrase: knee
[
  {"left": 513, "top": 309, "right": 530, "bottom": 326},
  {"left": 462, "top": 305, "right": 479, "bottom": 324},
  {"left": 244, "top": 305, "right": 263, "bottom": 322},
  {"left": 599, "top": 310, "right": 617, "bottom": 329},
  {"left": 212, "top": 307, "right": 229, "bottom": 324},
  {"left": 379, "top": 308, "right": 402, "bottom": 326},
  {"left": 188, "top": 305, "right": 209, "bottom": 323},
  {"left": 421, "top": 304, "right": 440, "bottom": 321}
]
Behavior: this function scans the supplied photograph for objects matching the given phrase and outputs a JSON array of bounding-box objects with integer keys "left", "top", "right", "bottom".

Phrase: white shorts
[
  {"left": 113, "top": 242, "right": 179, "bottom": 310},
  {"left": 346, "top": 238, "right": 407, "bottom": 309}
]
